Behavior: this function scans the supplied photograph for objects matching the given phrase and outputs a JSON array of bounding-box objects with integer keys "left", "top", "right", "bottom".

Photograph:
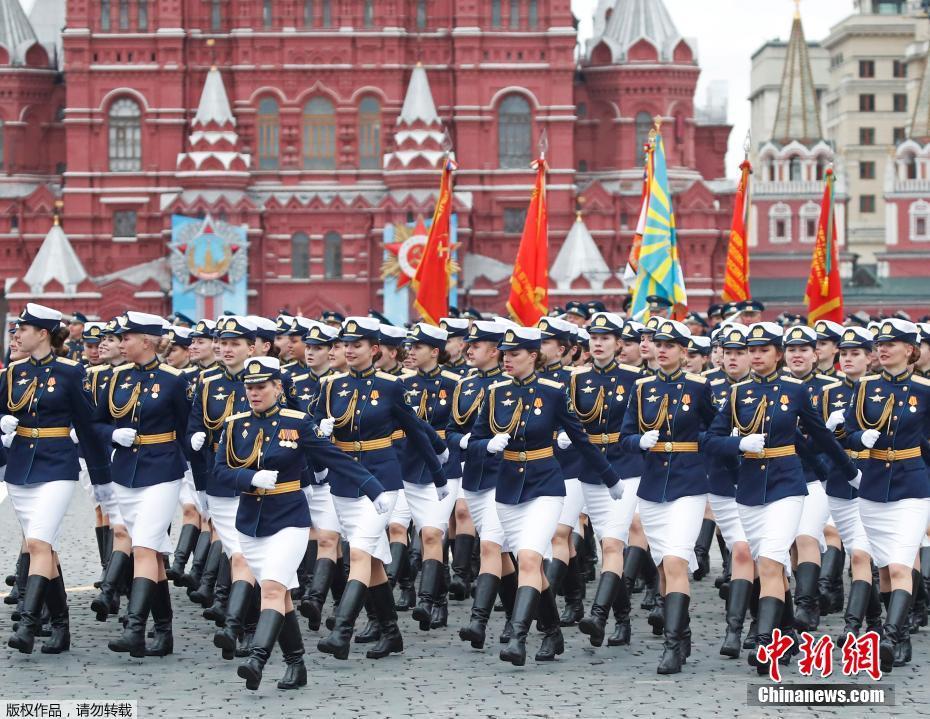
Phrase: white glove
[
  {"left": 639, "top": 430, "right": 660, "bottom": 450},
  {"left": 438, "top": 448, "right": 450, "bottom": 465},
  {"left": 826, "top": 410, "right": 846, "bottom": 432},
  {"left": 848, "top": 469, "right": 862, "bottom": 491},
  {"left": 608, "top": 480, "right": 624, "bottom": 501},
  {"left": 93, "top": 483, "right": 115, "bottom": 504},
  {"left": 373, "top": 494, "right": 391, "bottom": 514},
  {"left": 436, "top": 484, "right": 450, "bottom": 502},
  {"left": 251, "top": 469, "right": 279, "bottom": 490},
  {"left": 0, "top": 415, "right": 19, "bottom": 435},
  {"left": 459, "top": 433, "right": 471, "bottom": 450},
  {"left": 112, "top": 428, "right": 137, "bottom": 447},
  {"left": 70, "top": 428, "right": 79, "bottom": 444},
  {"left": 739, "top": 434, "right": 766, "bottom": 454},
  {"left": 318, "top": 418, "right": 335, "bottom": 438},
  {"left": 556, "top": 431, "right": 572, "bottom": 450},
  {"left": 314, "top": 468, "right": 329, "bottom": 482},
  {"left": 191, "top": 432, "right": 206, "bottom": 451},
  {"left": 861, "top": 429, "right": 880, "bottom": 449},
  {"left": 1, "top": 433, "right": 13, "bottom": 448},
  {"left": 487, "top": 433, "right": 510, "bottom": 454}
]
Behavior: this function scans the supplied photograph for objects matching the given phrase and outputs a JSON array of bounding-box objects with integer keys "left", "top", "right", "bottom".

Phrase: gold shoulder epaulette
[
  {"left": 571, "top": 366, "right": 591, "bottom": 375},
  {"left": 780, "top": 375, "right": 803, "bottom": 384},
  {"left": 441, "top": 370, "right": 462, "bottom": 382},
  {"left": 290, "top": 373, "right": 310, "bottom": 383},
  {"left": 636, "top": 375, "right": 656, "bottom": 385},
  {"left": 375, "top": 371, "right": 399, "bottom": 382},
  {"left": 618, "top": 363, "right": 641, "bottom": 374},
  {"left": 55, "top": 357, "right": 79, "bottom": 366},
  {"left": 710, "top": 377, "right": 727, "bottom": 386},
  {"left": 226, "top": 411, "right": 251, "bottom": 422},
  {"left": 280, "top": 408, "right": 307, "bottom": 419},
  {"left": 859, "top": 374, "right": 879, "bottom": 382},
  {"left": 86, "top": 364, "right": 110, "bottom": 375},
  {"left": 911, "top": 374, "right": 930, "bottom": 387},
  {"left": 685, "top": 372, "right": 707, "bottom": 384},
  {"left": 701, "top": 368, "right": 718, "bottom": 376},
  {"left": 202, "top": 372, "right": 221, "bottom": 385},
  {"left": 159, "top": 363, "right": 182, "bottom": 376},
  {"left": 111, "top": 362, "right": 133, "bottom": 374},
  {"left": 489, "top": 379, "right": 511, "bottom": 391},
  {"left": 538, "top": 377, "right": 564, "bottom": 389},
  {"left": 732, "top": 379, "right": 751, "bottom": 388},
  {"left": 823, "top": 381, "right": 843, "bottom": 392},
  {"left": 815, "top": 374, "right": 836, "bottom": 383}
]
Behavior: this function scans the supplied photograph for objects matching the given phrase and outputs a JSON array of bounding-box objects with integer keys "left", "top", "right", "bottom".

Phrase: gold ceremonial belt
[
  {"left": 649, "top": 441, "right": 699, "bottom": 454},
  {"left": 587, "top": 432, "right": 620, "bottom": 445},
  {"left": 334, "top": 436, "right": 394, "bottom": 452},
  {"left": 133, "top": 431, "right": 177, "bottom": 445},
  {"left": 390, "top": 430, "right": 405, "bottom": 441},
  {"left": 15, "top": 426, "right": 70, "bottom": 439},
  {"left": 245, "top": 480, "right": 302, "bottom": 497},
  {"left": 503, "top": 447, "right": 555, "bottom": 462},
  {"left": 741, "top": 445, "right": 795, "bottom": 459},
  {"left": 868, "top": 447, "right": 921, "bottom": 462},
  {"left": 846, "top": 449, "right": 870, "bottom": 460}
]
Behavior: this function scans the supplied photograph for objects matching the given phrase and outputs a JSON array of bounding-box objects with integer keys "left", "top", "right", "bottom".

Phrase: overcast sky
[{"left": 573, "top": 0, "right": 857, "bottom": 178}]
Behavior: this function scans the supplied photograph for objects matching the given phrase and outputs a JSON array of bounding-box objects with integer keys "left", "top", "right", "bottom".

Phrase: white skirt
[
  {"left": 709, "top": 493, "right": 747, "bottom": 548},
  {"left": 197, "top": 490, "right": 210, "bottom": 522},
  {"left": 333, "top": 490, "right": 398, "bottom": 565},
  {"left": 304, "top": 484, "right": 342, "bottom": 534},
  {"left": 388, "top": 488, "right": 411, "bottom": 527},
  {"left": 580, "top": 481, "right": 632, "bottom": 544},
  {"left": 403, "top": 480, "right": 450, "bottom": 535},
  {"left": 826, "top": 496, "right": 871, "bottom": 555},
  {"left": 638, "top": 494, "right": 706, "bottom": 572},
  {"left": 114, "top": 480, "right": 181, "bottom": 554},
  {"left": 496, "top": 496, "right": 564, "bottom": 556},
  {"left": 178, "top": 468, "right": 201, "bottom": 511},
  {"left": 206, "top": 494, "right": 242, "bottom": 557},
  {"left": 557, "top": 478, "right": 585, "bottom": 532},
  {"left": 463, "top": 488, "right": 508, "bottom": 551},
  {"left": 739, "top": 496, "right": 803, "bottom": 572},
  {"left": 795, "top": 481, "right": 829, "bottom": 552},
  {"left": 7, "top": 480, "right": 74, "bottom": 551},
  {"left": 859, "top": 497, "right": 930, "bottom": 569},
  {"left": 239, "top": 526, "right": 309, "bottom": 589}
]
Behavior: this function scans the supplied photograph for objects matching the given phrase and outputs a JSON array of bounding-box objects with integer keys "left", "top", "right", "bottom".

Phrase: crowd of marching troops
[{"left": 2, "top": 295, "right": 929, "bottom": 689}]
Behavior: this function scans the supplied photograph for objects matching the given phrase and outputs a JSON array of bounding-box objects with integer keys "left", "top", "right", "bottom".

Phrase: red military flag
[
  {"left": 412, "top": 157, "right": 456, "bottom": 325},
  {"left": 805, "top": 167, "right": 843, "bottom": 323},
  {"left": 623, "top": 141, "right": 654, "bottom": 286},
  {"left": 507, "top": 156, "right": 549, "bottom": 326},
  {"left": 722, "top": 159, "right": 752, "bottom": 302}
]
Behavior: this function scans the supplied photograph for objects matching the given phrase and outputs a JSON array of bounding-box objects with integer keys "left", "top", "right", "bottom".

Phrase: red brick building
[{"left": 0, "top": 0, "right": 734, "bottom": 321}]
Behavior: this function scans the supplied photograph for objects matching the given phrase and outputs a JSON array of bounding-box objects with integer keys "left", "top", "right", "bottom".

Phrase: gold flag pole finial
[{"left": 52, "top": 199, "right": 64, "bottom": 226}]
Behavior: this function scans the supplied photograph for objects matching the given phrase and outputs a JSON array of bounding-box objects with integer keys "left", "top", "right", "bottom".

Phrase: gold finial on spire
[
  {"left": 793, "top": 0, "right": 801, "bottom": 20},
  {"left": 53, "top": 200, "right": 63, "bottom": 226}
]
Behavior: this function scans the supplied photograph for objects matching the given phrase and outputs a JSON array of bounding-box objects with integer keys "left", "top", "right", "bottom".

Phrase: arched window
[
  {"left": 769, "top": 202, "right": 792, "bottom": 244},
  {"left": 263, "top": 0, "right": 273, "bottom": 28},
  {"left": 322, "top": 0, "right": 331, "bottom": 26},
  {"left": 906, "top": 154, "right": 918, "bottom": 180},
  {"left": 211, "top": 0, "right": 223, "bottom": 31},
  {"left": 101, "top": 0, "right": 111, "bottom": 30},
  {"left": 815, "top": 156, "right": 827, "bottom": 181},
  {"left": 119, "top": 0, "right": 129, "bottom": 29},
  {"left": 358, "top": 97, "right": 381, "bottom": 170},
  {"left": 498, "top": 94, "right": 532, "bottom": 169},
  {"left": 108, "top": 98, "right": 142, "bottom": 172},
  {"left": 302, "top": 97, "right": 336, "bottom": 170},
  {"left": 909, "top": 199, "right": 930, "bottom": 241},
  {"left": 257, "top": 98, "right": 280, "bottom": 170},
  {"left": 303, "top": 0, "right": 313, "bottom": 26},
  {"left": 324, "top": 232, "right": 342, "bottom": 279},
  {"left": 291, "top": 232, "right": 310, "bottom": 279},
  {"left": 799, "top": 201, "right": 820, "bottom": 243},
  {"left": 491, "top": 0, "right": 502, "bottom": 27},
  {"left": 416, "top": 0, "right": 427, "bottom": 29},
  {"left": 789, "top": 155, "right": 802, "bottom": 182},
  {"left": 363, "top": 0, "right": 374, "bottom": 26},
  {"left": 528, "top": 0, "right": 538, "bottom": 27},
  {"left": 138, "top": 0, "right": 148, "bottom": 30},
  {"left": 634, "top": 111, "right": 652, "bottom": 165}
]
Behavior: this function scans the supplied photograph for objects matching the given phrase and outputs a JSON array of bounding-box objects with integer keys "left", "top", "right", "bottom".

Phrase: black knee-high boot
[
  {"left": 657, "top": 592, "right": 689, "bottom": 674},
  {"left": 41, "top": 574, "right": 70, "bottom": 654},
  {"left": 94, "top": 526, "right": 109, "bottom": 588},
  {"left": 203, "top": 552, "right": 231, "bottom": 624},
  {"left": 692, "top": 519, "right": 716, "bottom": 581},
  {"left": 354, "top": 596, "right": 381, "bottom": 644},
  {"left": 535, "top": 586, "right": 565, "bottom": 661},
  {"left": 276, "top": 611, "right": 307, "bottom": 689},
  {"left": 459, "top": 573, "right": 500, "bottom": 649},
  {"left": 449, "top": 534, "right": 476, "bottom": 600},
  {"left": 8, "top": 575, "right": 48, "bottom": 654},
  {"left": 714, "top": 532, "right": 731, "bottom": 591},
  {"left": 179, "top": 531, "right": 211, "bottom": 588},
  {"left": 720, "top": 578, "right": 751, "bottom": 658},
  {"left": 5, "top": 553, "right": 28, "bottom": 609},
  {"left": 189, "top": 540, "right": 222, "bottom": 606},
  {"left": 607, "top": 575, "right": 633, "bottom": 646},
  {"left": 559, "top": 556, "right": 585, "bottom": 626},
  {"left": 167, "top": 524, "right": 200, "bottom": 582},
  {"left": 108, "top": 577, "right": 156, "bottom": 658},
  {"left": 880, "top": 589, "right": 911, "bottom": 672},
  {"left": 743, "top": 577, "right": 761, "bottom": 649},
  {"left": 318, "top": 579, "right": 367, "bottom": 660},
  {"left": 640, "top": 553, "right": 659, "bottom": 609},
  {"left": 92, "top": 550, "right": 130, "bottom": 621},
  {"left": 748, "top": 595, "right": 784, "bottom": 674},
  {"left": 300, "top": 557, "right": 336, "bottom": 630},
  {"left": 238, "top": 609, "right": 284, "bottom": 690},
  {"left": 579, "top": 571, "right": 621, "bottom": 647},
  {"left": 500, "top": 586, "right": 540, "bottom": 666},
  {"left": 866, "top": 570, "right": 883, "bottom": 635},
  {"left": 909, "top": 567, "right": 928, "bottom": 633},
  {"left": 793, "top": 561, "right": 821, "bottom": 631},
  {"left": 818, "top": 546, "right": 844, "bottom": 615},
  {"left": 236, "top": 583, "right": 262, "bottom": 658},
  {"left": 145, "top": 580, "right": 173, "bottom": 656},
  {"left": 386, "top": 541, "right": 408, "bottom": 588},
  {"left": 412, "top": 559, "right": 442, "bottom": 631},
  {"left": 214, "top": 580, "right": 253, "bottom": 659},
  {"left": 582, "top": 522, "right": 597, "bottom": 582},
  {"left": 366, "top": 581, "right": 404, "bottom": 659},
  {"left": 839, "top": 579, "right": 871, "bottom": 643},
  {"left": 498, "top": 571, "right": 518, "bottom": 644},
  {"left": 294, "top": 540, "right": 317, "bottom": 601}
]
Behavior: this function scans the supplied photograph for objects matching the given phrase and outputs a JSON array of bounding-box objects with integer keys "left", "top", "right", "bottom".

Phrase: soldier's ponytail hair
[{"left": 50, "top": 325, "right": 69, "bottom": 356}]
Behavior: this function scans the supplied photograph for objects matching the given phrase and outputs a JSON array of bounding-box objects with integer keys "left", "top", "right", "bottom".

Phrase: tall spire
[
  {"left": 398, "top": 62, "right": 440, "bottom": 126},
  {"left": 194, "top": 66, "right": 236, "bottom": 129},
  {"left": 23, "top": 219, "right": 89, "bottom": 295},
  {"left": 383, "top": 63, "right": 446, "bottom": 171},
  {"left": 585, "top": 0, "right": 691, "bottom": 64},
  {"left": 771, "top": 6, "right": 822, "bottom": 145},
  {"left": 909, "top": 43, "right": 930, "bottom": 143},
  {"left": 0, "top": 0, "right": 39, "bottom": 66}
]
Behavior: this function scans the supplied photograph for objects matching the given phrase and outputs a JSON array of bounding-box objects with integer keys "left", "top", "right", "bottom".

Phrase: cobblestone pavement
[{"left": 1, "top": 488, "right": 928, "bottom": 718}]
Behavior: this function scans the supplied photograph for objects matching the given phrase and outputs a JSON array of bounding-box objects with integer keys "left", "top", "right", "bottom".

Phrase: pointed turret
[
  {"left": 23, "top": 216, "right": 89, "bottom": 295},
  {"left": 0, "top": 0, "right": 40, "bottom": 66},
  {"left": 550, "top": 214, "right": 611, "bottom": 291},
  {"left": 27, "top": 0, "right": 64, "bottom": 69},
  {"left": 585, "top": 0, "right": 694, "bottom": 64},
  {"left": 771, "top": 6, "right": 822, "bottom": 145},
  {"left": 383, "top": 63, "right": 447, "bottom": 172}
]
